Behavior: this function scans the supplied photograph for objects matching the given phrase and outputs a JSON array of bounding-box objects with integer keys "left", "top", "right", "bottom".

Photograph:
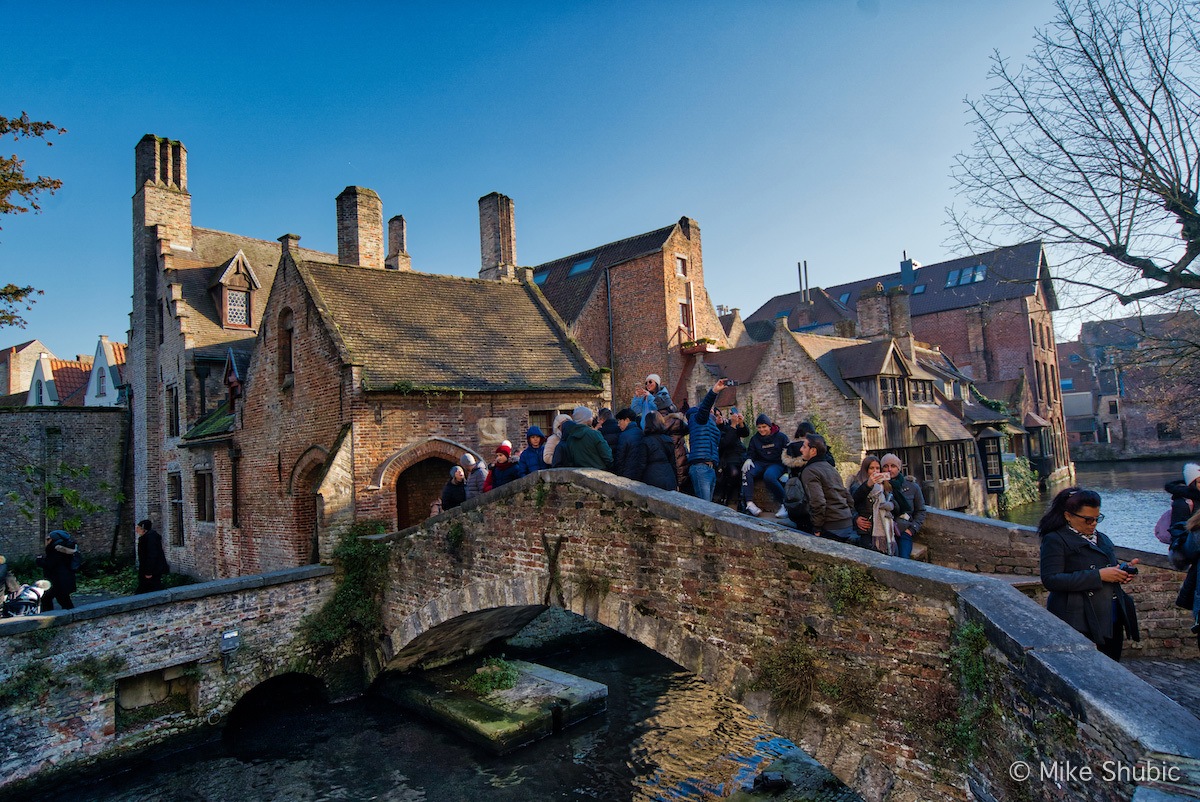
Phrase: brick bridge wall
[
  {"left": 919, "top": 509, "right": 1197, "bottom": 659},
  {"left": 376, "top": 470, "right": 1200, "bottom": 802},
  {"left": 0, "top": 565, "right": 334, "bottom": 790}
]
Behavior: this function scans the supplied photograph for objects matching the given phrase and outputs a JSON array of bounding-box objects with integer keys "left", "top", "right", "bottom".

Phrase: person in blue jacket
[
  {"left": 686, "top": 379, "right": 729, "bottom": 502},
  {"left": 631, "top": 373, "right": 674, "bottom": 427},
  {"left": 516, "top": 426, "right": 546, "bottom": 477}
]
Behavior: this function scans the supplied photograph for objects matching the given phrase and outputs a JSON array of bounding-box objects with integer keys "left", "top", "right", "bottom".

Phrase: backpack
[
  {"left": 1156, "top": 499, "right": 1194, "bottom": 544},
  {"left": 1168, "top": 521, "right": 1200, "bottom": 570}
]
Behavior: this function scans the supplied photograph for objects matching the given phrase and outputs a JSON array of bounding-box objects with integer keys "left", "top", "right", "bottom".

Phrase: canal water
[
  {"left": 31, "top": 616, "right": 860, "bottom": 802},
  {"left": 1001, "top": 458, "right": 1191, "bottom": 554}
]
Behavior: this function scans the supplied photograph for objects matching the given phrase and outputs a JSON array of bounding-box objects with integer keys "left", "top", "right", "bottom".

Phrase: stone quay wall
[
  {"left": 920, "top": 509, "right": 1197, "bottom": 659},
  {"left": 376, "top": 470, "right": 1200, "bottom": 802},
  {"left": 0, "top": 565, "right": 334, "bottom": 791}
]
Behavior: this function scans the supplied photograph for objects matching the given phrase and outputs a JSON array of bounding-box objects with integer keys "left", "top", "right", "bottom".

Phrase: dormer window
[
  {"left": 880, "top": 376, "right": 907, "bottom": 407},
  {"left": 211, "top": 250, "right": 261, "bottom": 330},
  {"left": 909, "top": 379, "right": 934, "bottom": 403}
]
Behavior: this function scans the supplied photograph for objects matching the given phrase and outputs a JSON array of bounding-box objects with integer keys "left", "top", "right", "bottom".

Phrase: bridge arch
[
  {"left": 224, "top": 671, "right": 329, "bottom": 732},
  {"left": 382, "top": 572, "right": 742, "bottom": 692}
]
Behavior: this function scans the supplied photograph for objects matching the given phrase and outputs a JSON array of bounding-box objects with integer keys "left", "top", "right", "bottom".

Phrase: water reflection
[
  {"left": 1001, "top": 458, "right": 1190, "bottom": 553},
  {"left": 34, "top": 625, "right": 857, "bottom": 802}
]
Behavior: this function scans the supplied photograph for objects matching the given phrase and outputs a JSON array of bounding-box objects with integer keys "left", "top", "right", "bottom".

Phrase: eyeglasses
[{"left": 1067, "top": 511, "right": 1105, "bottom": 525}]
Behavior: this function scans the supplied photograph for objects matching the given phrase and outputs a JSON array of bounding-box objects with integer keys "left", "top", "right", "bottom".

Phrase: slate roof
[
  {"left": 171, "top": 228, "right": 331, "bottom": 360},
  {"left": 746, "top": 242, "right": 1053, "bottom": 327},
  {"left": 50, "top": 358, "right": 93, "bottom": 406},
  {"left": 530, "top": 222, "right": 678, "bottom": 325},
  {"left": 295, "top": 258, "right": 599, "bottom": 393},
  {"left": 0, "top": 392, "right": 25, "bottom": 407}
]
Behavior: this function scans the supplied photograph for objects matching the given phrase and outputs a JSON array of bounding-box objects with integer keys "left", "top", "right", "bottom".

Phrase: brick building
[
  {"left": 530, "top": 213, "right": 728, "bottom": 408},
  {"left": 745, "top": 243, "right": 1071, "bottom": 485},
  {"left": 130, "top": 136, "right": 605, "bottom": 579},
  {"left": 1058, "top": 312, "right": 1200, "bottom": 460},
  {"left": 688, "top": 298, "right": 989, "bottom": 514},
  {"left": 0, "top": 339, "right": 55, "bottom": 403}
]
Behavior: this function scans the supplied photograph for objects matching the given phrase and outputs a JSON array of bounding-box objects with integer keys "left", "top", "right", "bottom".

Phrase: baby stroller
[{"left": 2, "top": 581, "right": 50, "bottom": 618}]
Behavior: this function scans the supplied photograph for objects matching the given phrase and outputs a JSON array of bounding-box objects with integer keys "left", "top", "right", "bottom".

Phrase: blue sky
[{"left": 3, "top": 0, "right": 1060, "bottom": 359}]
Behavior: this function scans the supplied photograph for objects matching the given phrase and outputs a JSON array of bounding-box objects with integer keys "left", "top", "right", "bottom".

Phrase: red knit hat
[{"left": 496, "top": 443, "right": 512, "bottom": 457}]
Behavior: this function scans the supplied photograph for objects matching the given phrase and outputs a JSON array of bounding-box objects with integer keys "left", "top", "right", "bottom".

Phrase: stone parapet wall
[
  {"left": 376, "top": 470, "right": 1200, "bottom": 801},
  {"left": 920, "top": 509, "right": 1197, "bottom": 659},
  {"left": 0, "top": 565, "right": 334, "bottom": 791}
]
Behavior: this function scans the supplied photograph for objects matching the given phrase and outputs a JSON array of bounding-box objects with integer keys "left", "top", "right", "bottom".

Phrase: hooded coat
[{"left": 517, "top": 426, "right": 546, "bottom": 477}]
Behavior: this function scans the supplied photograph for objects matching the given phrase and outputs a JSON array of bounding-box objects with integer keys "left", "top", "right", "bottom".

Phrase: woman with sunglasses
[{"left": 1038, "top": 487, "right": 1140, "bottom": 661}]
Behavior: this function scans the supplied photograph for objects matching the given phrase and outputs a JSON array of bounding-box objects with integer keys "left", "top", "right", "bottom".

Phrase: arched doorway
[
  {"left": 294, "top": 466, "right": 323, "bottom": 565},
  {"left": 396, "top": 457, "right": 454, "bottom": 529}
]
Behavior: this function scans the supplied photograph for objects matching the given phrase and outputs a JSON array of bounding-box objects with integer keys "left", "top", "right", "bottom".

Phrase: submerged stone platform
[{"left": 378, "top": 659, "right": 607, "bottom": 754}]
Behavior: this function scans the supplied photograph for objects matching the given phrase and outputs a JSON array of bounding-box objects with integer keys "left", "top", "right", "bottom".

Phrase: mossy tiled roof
[{"left": 296, "top": 259, "right": 599, "bottom": 393}]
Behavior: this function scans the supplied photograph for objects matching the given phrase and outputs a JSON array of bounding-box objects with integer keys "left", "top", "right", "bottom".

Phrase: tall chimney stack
[
  {"left": 478, "top": 192, "right": 518, "bottom": 282},
  {"left": 384, "top": 215, "right": 412, "bottom": 271},
  {"left": 336, "top": 186, "right": 384, "bottom": 269}
]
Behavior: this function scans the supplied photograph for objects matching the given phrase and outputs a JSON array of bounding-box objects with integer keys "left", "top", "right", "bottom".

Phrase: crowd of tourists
[{"left": 436, "top": 374, "right": 926, "bottom": 557}]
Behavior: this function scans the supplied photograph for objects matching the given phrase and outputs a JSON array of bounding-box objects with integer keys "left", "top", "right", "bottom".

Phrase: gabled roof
[
  {"left": 746, "top": 241, "right": 1053, "bottom": 328},
  {"left": 208, "top": 250, "right": 262, "bottom": 291},
  {"left": 49, "top": 358, "right": 93, "bottom": 406},
  {"left": 169, "top": 228, "right": 331, "bottom": 359},
  {"left": 294, "top": 258, "right": 600, "bottom": 393},
  {"left": 830, "top": 340, "right": 896, "bottom": 380},
  {"left": 530, "top": 222, "right": 678, "bottom": 324},
  {"left": 696, "top": 343, "right": 770, "bottom": 406}
]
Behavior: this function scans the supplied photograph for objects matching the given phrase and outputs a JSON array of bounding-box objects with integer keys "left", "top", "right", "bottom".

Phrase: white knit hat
[
  {"left": 1185, "top": 463, "right": 1200, "bottom": 486},
  {"left": 646, "top": 373, "right": 661, "bottom": 387}
]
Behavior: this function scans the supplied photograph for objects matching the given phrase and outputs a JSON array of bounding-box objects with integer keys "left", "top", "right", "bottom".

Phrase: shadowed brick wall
[{"left": 0, "top": 406, "right": 132, "bottom": 560}]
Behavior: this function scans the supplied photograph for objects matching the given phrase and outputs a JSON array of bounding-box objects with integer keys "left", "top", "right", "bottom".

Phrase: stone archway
[
  {"left": 293, "top": 463, "right": 324, "bottom": 565},
  {"left": 396, "top": 457, "right": 455, "bottom": 530}
]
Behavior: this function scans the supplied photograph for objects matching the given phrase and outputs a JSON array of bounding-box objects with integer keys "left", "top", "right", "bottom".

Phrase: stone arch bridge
[
  {"left": 377, "top": 469, "right": 1200, "bottom": 802},
  {"left": 2, "top": 469, "right": 1198, "bottom": 801}
]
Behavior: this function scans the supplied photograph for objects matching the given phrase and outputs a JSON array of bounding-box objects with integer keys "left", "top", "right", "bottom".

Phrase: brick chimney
[
  {"left": 856, "top": 283, "right": 891, "bottom": 340},
  {"left": 336, "top": 187, "right": 384, "bottom": 269},
  {"left": 134, "top": 135, "right": 192, "bottom": 249},
  {"left": 384, "top": 215, "right": 412, "bottom": 271},
  {"left": 478, "top": 192, "right": 518, "bottom": 282}
]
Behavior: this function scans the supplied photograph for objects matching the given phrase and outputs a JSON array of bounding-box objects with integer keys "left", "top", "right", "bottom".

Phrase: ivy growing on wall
[{"left": 299, "top": 520, "right": 390, "bottom": 663}]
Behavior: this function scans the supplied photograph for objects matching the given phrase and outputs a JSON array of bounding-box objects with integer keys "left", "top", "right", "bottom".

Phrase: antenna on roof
[{"left": 804, "top": 261, "right": 811, "bottom": 305}]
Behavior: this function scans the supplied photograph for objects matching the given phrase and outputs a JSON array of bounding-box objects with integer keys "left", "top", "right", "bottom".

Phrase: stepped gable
[
  {"left": 170, "top": 228, "right": 331, "bottom": 358},
  {"left": 530, "top": 223, "right": 677, "bottom": 325},
  {"left": 294, "top": 259, "right": 599, "bottom": 393}
]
